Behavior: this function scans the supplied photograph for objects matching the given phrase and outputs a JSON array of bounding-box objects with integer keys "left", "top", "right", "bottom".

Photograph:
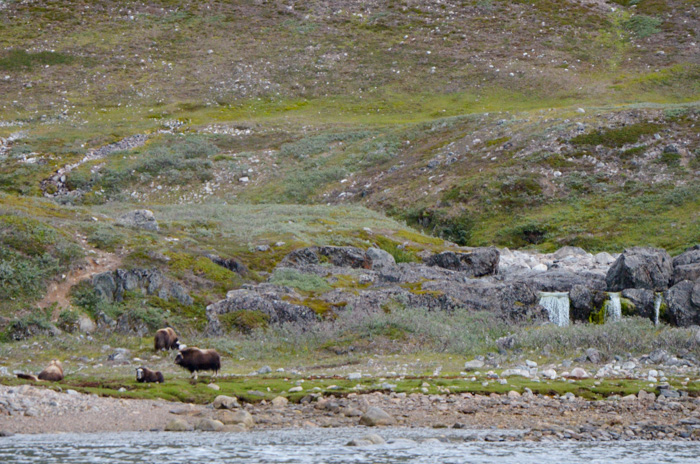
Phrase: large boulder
[
  {"left": 569, "top": 285, "right": 607, "bottom": 322},
  {"left": 91, "top": 268, "right": 192, "bottom": 305},
  {"left": 359, "top": 407, "right": 395, "bottom": 426},
  {"left": 366, "top": 248, "right": 396, "bottom": 269},
  {"left": 281, "top": 246, "right": 371, "bottom": 269},
  {"left": 666, "top": 280, "right": 700, "bottom": 327},
  {"left": 672, "top": 245, "right": 700, "bottom": 285},
  {"left": 519, "top": 270, "right": 606, "bottom": 293},
  {"left": 606, "top": 247, "right": 672, "bottom": 292},
  {"left": 205, "top": 284, "right": 318, "bottom": 335},
  {"left": 620, "top": 288, "right": 656, "bottom": 320},
  {"left": 119, "top": 209, "right": 159, "bottom": 231},
  {"left": 424, "top": 247, "right": 499, "bottom": 277}
]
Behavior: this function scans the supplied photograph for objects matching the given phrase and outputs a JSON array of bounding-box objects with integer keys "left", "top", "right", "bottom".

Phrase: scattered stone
[
  {"left": 164, "top": 418, "right": 190, "bottom": 432},
  {"left": 119, "top": 210, "right": 159, "bottom": 232},
  {"left": 359, "top": 407, "right": 395, "bottom": 426},
  {"left": 586, "top": 348, "right": 601, "bottom": 364},
  {"left": 212, "top": 395, "right": 239, "bottom": 410},
  {"left": 271, "top": 396, "right": 288, "bottom": 408},
  {"left": 464, "top": 360, "right": 485, "bottom": 370},
  {"left": 196, "top": 419, "right": 225, "bottom": 432},
  {"left": 569, "top": 368, "right": 590, "bottom": 379}
]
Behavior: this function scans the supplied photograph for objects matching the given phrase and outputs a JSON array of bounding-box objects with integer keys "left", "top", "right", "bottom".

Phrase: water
[
  {"left": 605, "top": 293, "right": 622, "bottom": 322},
  {"left": 654, "top": 293, "right": 664, "bottom": 325},
  {"left": 0, "top": 429, "right": 698, "bottom": 464},
  {"left": 539, "top": 292, "right": 570, "bottom": 327}
]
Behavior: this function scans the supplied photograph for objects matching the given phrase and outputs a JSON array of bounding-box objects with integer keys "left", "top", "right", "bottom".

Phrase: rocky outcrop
[
  {"left": 606, "top": 247, "right": 672, "bottom": 292},
  {"left": 281, "top": 246, "right": 371, "bottom": 269},
  {"left": 672, "top": 245, "right": 700, "bottom": 285},
  {"left": 92, "top": 268, "right": 192, "bottom": 305},
  {"left": 205, "top": 284, "right": 318, "bottom": 335},
  {"left": 569, "top": 285, "right": 607, "bottom": 322},
  {"left": 118, "top": 209, "right": 160, "bottom": 232},
  {"left": 620, "top": 288, "right": 656, "bottom": 321},
  {"left": 206, "top": 254, "right": 249, "bottom": 276},
  {"left": 666, "top": 280, "right": 700, "bottom": 327},
  {"left": 424, "top": 247, "right": 499, "bottom": 277}
]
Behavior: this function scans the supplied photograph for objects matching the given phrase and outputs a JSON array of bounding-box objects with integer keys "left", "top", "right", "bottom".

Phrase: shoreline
[{"left": 2, "top": 383, "right": 700, "bottom": 441}]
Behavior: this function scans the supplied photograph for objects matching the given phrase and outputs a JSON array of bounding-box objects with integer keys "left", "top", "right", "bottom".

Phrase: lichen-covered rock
[
  {"left": 206, "top": 254, "right": 249, "bottom": 276},
  {"left": 672, "top": 245, "right": 700, "bottom": 285},
  {"left": 620, "top": 288, "right": 655, "bottom": 320},
  {"left": 91, "top": 268, "right": 192, "bottom": 305},
  {"left": 119, "top": 209, "right": 159, "bottom": 231},
  {"left": 569, "top": 285, "right": 607, "bottom": 322},
  {"left": 196, "top": 419, "right": 225, "bottom": 432},
  {"left": 164, "top": 418, "right": 191, "bottom": 432},
  {"left": 606, "top": 247, "right": 672, "bottom": 292},
  {"left": 281, "top": 246, "right": 371, "bottom": 269},
  {"left": 205, "top": 285, "right": 318, "bottom": 335},
  {"left": 366, "top": 247, "right": 396, "bottom": 269},
  {"left": 424, "top": 247, "right": 499, "bottom": 277},
  {"left": 666, "top": 280, "right": 700, "bottom": 327}
]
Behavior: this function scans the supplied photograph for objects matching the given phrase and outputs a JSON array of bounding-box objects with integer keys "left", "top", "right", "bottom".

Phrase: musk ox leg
[{"left": 192, "top": 371, "right": 198, "bottom": 380}]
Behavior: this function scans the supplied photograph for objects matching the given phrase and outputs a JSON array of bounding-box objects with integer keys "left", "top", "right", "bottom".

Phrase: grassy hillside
[{"left": 0, "top": 0, "right": 698, "bottom": 335}]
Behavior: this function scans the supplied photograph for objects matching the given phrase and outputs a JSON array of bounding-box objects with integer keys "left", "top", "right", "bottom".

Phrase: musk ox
[
  {"left": 136, "top": 366, "right": 164, "bottom": 383},
  {"left": 154, "top": 327, "right": 180, "bottom": 351},
  {"left": 17, "top": 359, "right": 64, "bottom": 382},
  {"left": 174, "top": 347, "right": 221, "bottom": 380}
]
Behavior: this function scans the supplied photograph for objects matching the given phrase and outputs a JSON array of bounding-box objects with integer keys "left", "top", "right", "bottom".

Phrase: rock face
[
  {"left": 672, "top": 245, "right": 700, "bottom": 285},
  {"left": 92, "top": 268, "right": 192, "bottom": 305},
  {"left": 119, "top": 209, "right": 159, "bottom": 231},
  {"left": 666, "top": 280, "right": 700, "bottom": 327},
  {"left": 424, "top": 248, "right": 499, "bottom": 277},
  {"left": 620, "top": 288, "right": 656, "bottom": 321},
  {"left": 281, "top": 246, "right": 371, "bottom": 269},
  {"left": 205, "top": 284, "right": 318, "bottom": 335},
  {"left": 366, "top": 248, "right": 396, "bottom": 269},
  {"left": 606, "top": 247, "right": 672, "bottom": 292},
  {"left": 569, "top": 285, "right": 606, "bottom": 322}
]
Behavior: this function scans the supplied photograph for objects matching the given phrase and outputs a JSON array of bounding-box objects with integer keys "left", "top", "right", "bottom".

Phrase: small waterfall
[
  {"left": 605, "top": 293, "right": 622, "bottom": 322},
  {"left": 654, "top": 293, "right": 663, "bottom": 325},
  {"left": 539, "top": 292, "right": 570, "bottom": 327}
]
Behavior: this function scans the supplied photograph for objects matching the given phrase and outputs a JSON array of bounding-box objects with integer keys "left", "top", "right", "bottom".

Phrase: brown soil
[{"left": 36, "top": 234, "right": 121, "bottom": 318}]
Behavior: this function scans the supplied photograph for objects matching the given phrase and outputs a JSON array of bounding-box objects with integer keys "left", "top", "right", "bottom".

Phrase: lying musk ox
[
  {"left": 136, "top": 367, "right": 164, "bottom": 383},
  {"left": 16, "top": 359, "right": 64, "bottom": 382},
  {"left": 174, "top": 347, "right": 221, "bottom": 380},
  {"left": 154, "top": 327, "right": 180, "bottom": 351}
]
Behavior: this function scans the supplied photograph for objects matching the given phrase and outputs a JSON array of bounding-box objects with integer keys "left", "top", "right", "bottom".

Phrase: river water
[{"left": 1, "top": 428, "right": 698, "bottom": 464}]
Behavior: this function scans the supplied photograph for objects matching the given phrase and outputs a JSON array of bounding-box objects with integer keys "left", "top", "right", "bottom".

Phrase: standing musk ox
[
  {"left": 154, "top": 327, "right": 180, "bottom": 351},
  {"left": 16, "top": 359, "right": 64, "bottom": 382},
  {"left": 136, "top": 366, "right": 164, "bottom": 383},
  {"left": 174, "top": 347, "right": 221, "bottom": 380}
]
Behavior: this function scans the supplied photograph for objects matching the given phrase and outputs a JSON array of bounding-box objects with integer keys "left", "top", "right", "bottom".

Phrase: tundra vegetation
[{"left": 0, "top": 0, "right": 699, "bottom": 400}]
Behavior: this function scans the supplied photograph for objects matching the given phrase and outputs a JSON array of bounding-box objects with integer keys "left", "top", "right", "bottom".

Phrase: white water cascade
[
  {"left": 539, "top": 292, "right": 570, "bottom": 327},
  {"left": 605, "top": 293, "right": 622, "bottom": 322},
  {"left": 654, "top": 293, "right": 664, "bottom": 325}
]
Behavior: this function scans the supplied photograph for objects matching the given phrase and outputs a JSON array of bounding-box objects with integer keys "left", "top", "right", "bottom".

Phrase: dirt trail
[{"left": 37, "top": 234, "right": 121, "bottom": 318}]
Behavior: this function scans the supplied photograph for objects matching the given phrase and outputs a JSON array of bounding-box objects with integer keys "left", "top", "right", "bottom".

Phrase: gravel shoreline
[{"left": 2, "top": 384, "right": 700, "bottom": 441}]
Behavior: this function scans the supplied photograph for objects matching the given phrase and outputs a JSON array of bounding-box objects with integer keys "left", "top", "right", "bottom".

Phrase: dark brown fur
[
  {"left": 174, "top": 347, "right": 221, "bottom": 379},
  {"left": 154, "top": 327, "right": 180, "bottom": 351},
  {"left": 136, "top": 367, "right": 164, "bottom": 383}
]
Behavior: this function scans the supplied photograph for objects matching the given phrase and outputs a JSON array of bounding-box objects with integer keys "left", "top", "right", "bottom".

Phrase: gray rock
[
  {"left": 586, "top": 348, "right": 601, "bottom": 364},
  {"left": 281, "top": 246, "right": 371, "bottom": 269},
  {"left": 164, "top": 418, "right": 191, "bottom": 431},
  {"left": 217, "top": 409, "right": 254, "bottom": 428},
  {"left": 666, "top": 281, "right": 700, "bottom": 327},
  {"left": 552, "top": 246, "right": 588, "bottom": 260},
  {"left": 425, "top": 248, "right": 499, "bottom": 277},
  {"left": 606, "top": 247, "right": 672, "bottom": 291},
  {"left": 346, "top": 433, "right": 386, "bottom": 446},
  {"left": 359, "top": 407, "right": 395, "bottom": 426},
  {"left": 77, "top": 314, "right": 96, "bottom": 333},
  {"left": 271, "top": 396, "right": 288, "bottom": 408},
  {"left": 212, "top": 395, "right": 239, "bottom": 410},
  {"left": 569, "top": 285, "right": 607, "bottom": 321},
  {"left": 196, "top": 419, "right": 225, "bottom": 432},
  {"left": 649, "top": 349, "right": 670, "bottom": 364},
  {"left": 621, "top": 288, "right": 655, "bottom": 320},
  {"left": 257, "top": 365, "right": 272, "bottom": 375},
  {"left": 366, "top": 248, "right": 396, "bottom": 269},
  {"left": 119, "top": 209, "right": 159, "bottom": 231},
  {"left": 91, "top": 268, "right": 192, "bottom": 306},
  {"left": 464, "top": 360, "right": 485, "bottom": 370}
]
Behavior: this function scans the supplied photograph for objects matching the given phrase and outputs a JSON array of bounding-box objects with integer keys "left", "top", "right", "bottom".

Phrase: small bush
[
  {"left": 0, "top": 49, "right": 73, "bottom": 71},
  {"left": 270, "top": 268, "right": 331, "bottom": 293},
  {"left": 570, "top": 123, "right": 660, "bottom": 147},
  {"left": 623, "top": 15, "right": 662, "bottom": 38},
  {"left": 403, "top": 208, "right": 474, "bottom": 246},
  {"left": 220, "top": 310, "right": 270, "bottom": 333}
]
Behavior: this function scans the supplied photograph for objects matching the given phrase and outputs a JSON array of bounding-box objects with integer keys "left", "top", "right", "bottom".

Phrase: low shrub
[{"left": 270, "top": 268, "right": 331, "bottom": 293}]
